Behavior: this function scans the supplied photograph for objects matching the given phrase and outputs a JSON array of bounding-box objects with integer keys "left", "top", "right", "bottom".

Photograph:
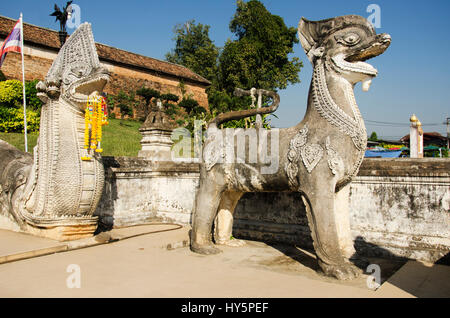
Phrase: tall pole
[
  {"left": 446, "top": 117, "right": 450, "bottom": 149},
  {"left": 20, "top": 13, "right": 28, "bottom": 153}
]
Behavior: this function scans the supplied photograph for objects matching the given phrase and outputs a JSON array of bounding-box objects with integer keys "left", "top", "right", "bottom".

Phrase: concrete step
[{"left": 375, "top": 260, "right": 450, "bottom": 298}]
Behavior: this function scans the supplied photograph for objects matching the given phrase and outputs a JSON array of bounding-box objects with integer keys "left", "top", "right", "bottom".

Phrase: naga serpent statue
[
  {"left": 0, "top": 23, "right": 109, "bottom": 240},
  {"left": 190, "top": 15, "right": 391, "bottom": 280}
]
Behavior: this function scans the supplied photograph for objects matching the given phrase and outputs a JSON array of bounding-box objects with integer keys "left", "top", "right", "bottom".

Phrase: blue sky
[{"left": 1, "top": 0, "right": 449, "bottom": 139}]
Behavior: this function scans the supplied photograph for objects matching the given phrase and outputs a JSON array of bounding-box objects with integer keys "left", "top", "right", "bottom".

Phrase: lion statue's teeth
[{"left": 362, "top": 78, "right": 372, "bottom": 92}]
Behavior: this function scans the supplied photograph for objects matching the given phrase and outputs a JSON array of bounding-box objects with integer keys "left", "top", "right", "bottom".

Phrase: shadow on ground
[{"left": 232, "top": 233, "right": 412, "bottom": 291}]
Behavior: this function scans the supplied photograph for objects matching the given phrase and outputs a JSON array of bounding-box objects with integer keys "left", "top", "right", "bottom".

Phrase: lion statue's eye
[{"left": 343, "top": 33, "right": 360, "bottom": 45}]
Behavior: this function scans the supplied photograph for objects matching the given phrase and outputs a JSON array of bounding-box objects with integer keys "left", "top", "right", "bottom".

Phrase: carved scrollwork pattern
[
  {"left": 300, "top": 143, "right": 324, "bottom": 174},
  {"left": 285, "top": 126, "right": 310, "bottom": 188},
  {"left": 325, "top": 136, "right": 343, "bottom": 175},
  {"left": 312, "top": 61, "right": 367, "bottom": 151},
  {"left": 203, "top": 132, "right": 225, "bottom": 171}
]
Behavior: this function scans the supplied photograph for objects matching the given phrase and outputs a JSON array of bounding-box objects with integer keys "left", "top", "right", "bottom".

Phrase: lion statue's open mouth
[{"left": 70, "top": 69, "right": 110, "bottom": 104}]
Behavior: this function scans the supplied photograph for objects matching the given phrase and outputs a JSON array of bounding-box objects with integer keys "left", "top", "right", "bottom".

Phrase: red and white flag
[
  {"left": 0, "top": 18, "right": 22, "bottom": 68},
  {"left": 0, "top": 14, "right": 28, "bottom": 153}
]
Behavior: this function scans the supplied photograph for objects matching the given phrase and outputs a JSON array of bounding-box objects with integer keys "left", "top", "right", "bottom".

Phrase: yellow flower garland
[{"left": 81, "top": 95, "right": 109, "bottom": 161}]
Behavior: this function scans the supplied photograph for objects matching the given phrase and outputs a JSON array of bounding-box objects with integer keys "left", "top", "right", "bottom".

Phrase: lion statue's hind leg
[{"left": 214, "top": 190, "right": 245, "bottom": 247}]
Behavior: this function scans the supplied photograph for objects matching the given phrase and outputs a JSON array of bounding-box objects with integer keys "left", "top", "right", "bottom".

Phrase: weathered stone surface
[
  {"left": 358, "top": 158, "right": 450, "bottom": 177},
  {"left": 189, "top": 15, "right": 391, "bottom": 280},
  {"left": 96, "top": 157, "right": 199, "bottom": 228},
  {"left": 96, "top": 157, "right": 450, "bottom": 263},
  {"left": 138, "top": 103, "right": 176, "bottom": 160},
  {"left": 24, "top": 223, "right": 98, "bottom": 241},
  {"left": 0, "top": 23, "right": 109, "bottom": 240}
]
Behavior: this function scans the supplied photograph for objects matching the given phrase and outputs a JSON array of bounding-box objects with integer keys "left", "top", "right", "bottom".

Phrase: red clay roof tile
[{"left": 0, "top": 15, "right": 210, "bottom": 86}]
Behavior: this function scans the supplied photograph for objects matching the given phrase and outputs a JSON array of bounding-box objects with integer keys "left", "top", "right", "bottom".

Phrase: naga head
[
  {"left": 37, "top": 22, "right": 109, "bottom": 108},
  {"left": 298, "top": 15, "right": 391, "bottom": 91}
]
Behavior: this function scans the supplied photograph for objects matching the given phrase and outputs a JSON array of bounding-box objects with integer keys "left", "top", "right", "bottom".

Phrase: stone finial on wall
[
  {"left": 138, "top": 99, "right": 177, "bottom": 160},
  {"left": 410, "top": 114, "right": 424, "bottom": 158}
]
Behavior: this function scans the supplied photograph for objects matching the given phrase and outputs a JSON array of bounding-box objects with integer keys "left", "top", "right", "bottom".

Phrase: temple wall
[
  {"left": 104, "top": 63, "right": 209, "bottom": 109},
  {"left": 96, "top": 157, "right": 450, "bottom": 263},
  {"left": 1, "top": 44, "right": 209, "bottom": 110},
  {"left": 1, "top": 51, "right": 53, "bottom": 82}
]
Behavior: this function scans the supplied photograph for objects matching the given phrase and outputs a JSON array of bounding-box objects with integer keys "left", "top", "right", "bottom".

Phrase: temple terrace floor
[{"left": 0, "top": 225, "right": 449, "bottom": 298}]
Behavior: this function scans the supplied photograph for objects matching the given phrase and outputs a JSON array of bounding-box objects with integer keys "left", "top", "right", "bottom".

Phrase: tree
[
  {"left": 219, "top": 0, "right": 302, "bottom": 94},
  {"left": 165, "top": 20, "right": 219, "bottom": 85},
  {"left": 369, "top": 131, "right": 378, "bottom": 142},
  {"left": 160, "top": 93, "right": 179, "bottom": 104},
  {"left": 165, "top": 0, "right": 303, "bottom": 129},
  {"left": 136, "top": 87, "right": 161, "bottom": 118},
  {"left": 115, "top": 90, "right": 137, "bottom": 121}
]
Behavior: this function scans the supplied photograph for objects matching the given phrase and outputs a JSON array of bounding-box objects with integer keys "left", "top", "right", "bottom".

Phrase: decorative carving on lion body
[
  {"left": 0, "top": 23, "right": 109, "bottom": 240},
  {"left": 190, "top": 15, "right": 391, "bottom": 280}
]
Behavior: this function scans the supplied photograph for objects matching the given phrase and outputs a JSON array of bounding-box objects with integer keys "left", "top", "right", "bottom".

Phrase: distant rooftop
[
  {"left": 401, "top": 132, "right": 449, "bottom": 147},
  {"left": 0, "top": 15, "right": 210, "bottom": 86}
]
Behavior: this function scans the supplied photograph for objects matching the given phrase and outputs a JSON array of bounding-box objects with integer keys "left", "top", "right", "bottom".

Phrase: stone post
[
  {"left": 410, "top": 114, "right": 423, "bottom": 158},
  {"left": 138, "top": 99, "right": 176, "bottom": 161}
]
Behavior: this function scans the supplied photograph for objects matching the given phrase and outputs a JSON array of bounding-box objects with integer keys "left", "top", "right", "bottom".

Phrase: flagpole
[{"left": 19, "top": 13, "right": 28, "bottom": 153}]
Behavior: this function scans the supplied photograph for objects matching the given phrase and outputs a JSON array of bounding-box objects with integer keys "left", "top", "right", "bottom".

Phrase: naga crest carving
[
  {"left": 37, "top": 23, "right": 109, "bottom": 105},
  {"left": 0, "top": 23, "right": 110, "bottom": 240}
]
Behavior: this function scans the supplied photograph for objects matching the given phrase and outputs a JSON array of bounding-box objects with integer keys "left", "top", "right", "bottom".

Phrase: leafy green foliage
[
  {"left": 118, "top": 103, "right": 133, "bottom": 117},
  {"left": 178, "top": 97, "right": 199, "bottom": 113},
  {"left": 114, "top": 90, "right": 138, "bottom": 119},
  {"left": 0, "top": 80, "right": 23, "bottom": 107},
  {"left": 0, "top": 107, "right": 40, "bottom": 133},
  {"left": 165, "top": 0, "right": 303, "bottom": 129},
  {"left": 161, "top": 93, "right": 179, "bottom": 103},
  {"left": 106, "top": 94, "right": 116, "bottom": 118},
  {"left": 25, "top": 80, "right": 43, "bottom": 111},
  {"left": 0, "top": 70, "right": 6, "bottom": 81},
  {"left": 368, "top": 131, "right": 378, "bottom": 142},
  {"left": 0, "top": 79, "right": 42, "bottom": 133},
  {"left": 219, "top": 0, "right": 302, "bottom": 93},
  {"left": 136, "top": 87, "right": 160, "bottom": 106},
  {"left": 136, "top": 87, "right": 163, "bottom": 119},
  {"left": 165, "top": 20, "right": 219, "bottom": 85}
]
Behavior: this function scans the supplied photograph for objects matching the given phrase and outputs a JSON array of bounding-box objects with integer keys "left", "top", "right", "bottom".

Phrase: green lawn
[
  {"left": 0, "top": 119, "right": 143, "bottom": 157},
  {"left": 0, "top": 132, "right": 39, "bottom": 154}
]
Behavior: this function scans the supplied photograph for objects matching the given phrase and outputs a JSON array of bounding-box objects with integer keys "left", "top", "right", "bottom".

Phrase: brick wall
[
  {"left": 1, "top": 52, "right": 52, "bottom": 82},
  {"left": 105, "top": 63, "right": 209, "bottom": 109},
  {"left": 1, "top": 47, "right": 209, "bottom": 117}
]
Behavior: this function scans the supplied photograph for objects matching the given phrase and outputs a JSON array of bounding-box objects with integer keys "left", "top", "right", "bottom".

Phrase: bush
[
  {"left": 25, "top": 79, "right": 43, "bottom": 111},
  {"left": 0, "top": 79, "right": 43, "bottom": 111},
  {"left": 113, "top": 90, "right": 139, "bottom": 119},
  {"left": 0, "top": 80, "right": 23, "bottom": 107},
  {"left": 0, "top": 70, "right": 6, "bottom": 81},
  {"left": 0, "top": 79, "right": 42, "bottom": 133},
  {"left": 136, "top": 87, "right": 160, "bottom": 108},
  {"left": 118, "top": 103, "right": 133, "bottom": 118},
  {"left": 178, "top": 97, "right": 199, "bottom": 113},
  {"left": 161, "top": 93, "right": 179, "bottom": 103},
  {"left": 0, "top": 107, "right": 40, "bottom": 133}
]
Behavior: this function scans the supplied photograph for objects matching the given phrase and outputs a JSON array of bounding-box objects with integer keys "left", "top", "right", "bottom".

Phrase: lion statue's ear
[{"left": 298, "top": 17, "right": 334, "bottom": 64}]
